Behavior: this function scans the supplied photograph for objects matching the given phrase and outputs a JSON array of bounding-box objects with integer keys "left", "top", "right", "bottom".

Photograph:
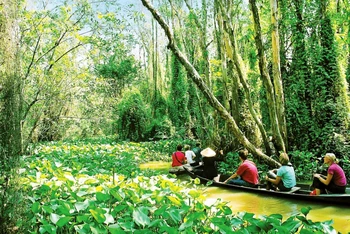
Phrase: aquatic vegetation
[{"left": 17, "top": 140, "right": 336, "bottom": 233}]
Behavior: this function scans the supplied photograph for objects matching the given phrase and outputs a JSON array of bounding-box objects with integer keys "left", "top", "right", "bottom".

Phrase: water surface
[{"left": 140, "top": 162, "right": 350, "bottom": 233}]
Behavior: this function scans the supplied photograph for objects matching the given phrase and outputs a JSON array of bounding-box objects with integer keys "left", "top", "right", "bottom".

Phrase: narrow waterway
[{"left": 140, "top": 162, "right": 350, "bottom": 233}]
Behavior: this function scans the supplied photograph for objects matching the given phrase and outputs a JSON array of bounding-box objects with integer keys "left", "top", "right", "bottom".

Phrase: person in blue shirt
[{"left": 265, "top": 152, "right": 296, "bottom": 191}]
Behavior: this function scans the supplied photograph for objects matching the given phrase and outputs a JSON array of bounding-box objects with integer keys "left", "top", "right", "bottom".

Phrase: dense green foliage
[
  {"left": 116, "top": 89, "right": 149, "bottom": 141},
  {"left": 169, "top": 54, "right": 191, "bottom": 137},
  {"left": 0, "top": 0, "right": 22, "bottom": 232},
  {"left": 16, "top": 139, "right": 337, "bottom": 233}
]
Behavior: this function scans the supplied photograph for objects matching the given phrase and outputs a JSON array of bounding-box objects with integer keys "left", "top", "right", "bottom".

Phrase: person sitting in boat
[
  {"left": 191, "top": 142, "right": 202, "bottom": 166},
  {"left": 184, "top": 144, "right": 197, "bottom": 166},
  {"left": 311, "top": 153, "right": 347, "bottom": 195},
  {"left": 265, "top": 152, "right": 296, "bottom": 191},
  {"left": 198, "top": 147, "right": 219, "bottom": 180},
  {"left": 223, "top": 149, "right": 259, "bottom": 187},
  {"left": 171, "top": 144, "right": 186, "bottom": 171}
]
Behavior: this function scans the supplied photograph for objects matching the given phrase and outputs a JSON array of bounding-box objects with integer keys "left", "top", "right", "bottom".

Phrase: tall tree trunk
[
  {"left": 249, "top": 0, "right": 286, "bottom": 153},
  {"left": 270, "top": 0, "right": 287, "bottom": 148},
  {"left": 0, "top": 0, "right": 22, "bottom": 231},
  {"left": 141, "top": 0, "right": 281, "bottom": 167}
]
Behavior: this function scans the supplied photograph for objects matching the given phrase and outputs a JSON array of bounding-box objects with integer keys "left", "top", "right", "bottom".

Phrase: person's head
[
  {"left": 324, "top": 153, "right": 338, "bottom": 164},
  {"left": 196, "top": 142, "right": 201, "bottom": 147},
  {"left": 184, "top": 145, "right": 190, "bottom": 150},
  {"left": 238, "top": 149, "right": 248, "bottom": 160},
  {"left": 279, "top": 152, "right": 290, "bottom": 165},
  {"left": 176, "top": 144, "right": 183, "bottom": 151},
  {"left": 201, "top": 147, "right": 216, "bottom": 157}
]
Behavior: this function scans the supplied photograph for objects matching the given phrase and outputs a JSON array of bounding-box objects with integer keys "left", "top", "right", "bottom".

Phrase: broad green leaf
[
  {"left": 76, "top": 190, "right": 89, "bottom": 197},
  {"left": 104, "top": 213, "right": 115, "bottom": 225},
  {"left": 75, "top": 201, "right": 89, "bottom": 212},
  {"left": 31, "top": 202, "right": 41, "bottom": 213},
  {"left": 118, "top": 221, "right": 134, "bottom": 231},
  {"left": 90, "top": 208, "right": 106, "bottom": 224},
  {"left": 281, "top": 220, "right": 302, "bottom": 232},
  {"left": 39, "top": 224, "right": 56, "bottom": 234},
  {"left": 77, "top": 215, "right": 90, "bottom": 223},
  {"left": 57, "top": 216, "right": 71, "bottom": 228},
  {"left": 74, "top": 224, "right": 90, "bottom": 234},
  {"left": 301, "top": 207, "right": 312, "bottom": 216},
  {"left": 58, "top": 202, "right": 71, "bottom": 216},
  {"left": 42, "top": 205, "right": 53, "bottom": 213},
  {"left": 108, "top": 224, "right": 126, "bottom": 234},
  {"left": 168, "top": 209, "right": 181, "bottom": 222},
  {"left": 96, "top": 192, "right": 111, "bottom": 202},
  {"left": 133, "top": 207, "right": 150, "bottom": 227},
  {"left": 230, "top": 217, "right": 243, "bottom": 226},
  {"left": 50, "top": 213, "right": 60, "bottom": 224},
  {"left": 90, "top": 225, "right": 108, "bottom": 234}
]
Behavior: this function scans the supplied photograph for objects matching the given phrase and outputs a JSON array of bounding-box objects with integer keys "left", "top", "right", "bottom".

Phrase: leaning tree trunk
[{"left": 141, "top": 0, "right": 281, "bottom": 168}]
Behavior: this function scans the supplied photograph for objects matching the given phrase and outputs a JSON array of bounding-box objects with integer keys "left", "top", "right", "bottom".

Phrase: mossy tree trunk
[{"left": 0, "top": 0, "right": 22, "bottom": 231}]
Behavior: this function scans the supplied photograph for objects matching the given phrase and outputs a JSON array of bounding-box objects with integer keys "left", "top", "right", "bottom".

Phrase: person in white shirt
[{"left": 184, "top": 144, "right": 196, "bottom": 165}]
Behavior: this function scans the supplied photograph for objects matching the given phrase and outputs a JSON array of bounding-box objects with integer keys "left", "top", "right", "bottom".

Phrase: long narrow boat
[{"left": 184, "top": 166, "right": 350, "bottom": 206}]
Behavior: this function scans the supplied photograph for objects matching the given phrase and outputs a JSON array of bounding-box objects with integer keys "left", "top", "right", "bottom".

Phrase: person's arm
[
  {"left": 314, "top": 173, "right": 333, "bottom": 185},
  {"left": 266, "top": 176, "right": 281, "bottom": 185},
  {"left": 224, "top": 173, "right": 238, "bottom": 183}
]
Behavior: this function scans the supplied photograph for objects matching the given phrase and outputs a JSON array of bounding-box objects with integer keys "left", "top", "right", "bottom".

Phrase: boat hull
[{"left": 184, "top": 166, "right": 350, "bottom": 206}]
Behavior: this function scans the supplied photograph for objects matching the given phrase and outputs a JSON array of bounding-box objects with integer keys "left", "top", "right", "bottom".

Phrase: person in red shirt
[
  {"left": 223, "top": 149, "right": 259, "bottom": 187},
  {"left": 171, "top": 144, "right": 186, "bottom": 167}
]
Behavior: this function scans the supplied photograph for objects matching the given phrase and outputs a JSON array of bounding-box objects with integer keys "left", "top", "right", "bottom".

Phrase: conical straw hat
[{"left": 201, "top": 147, "right": 216, "bottom": 157}]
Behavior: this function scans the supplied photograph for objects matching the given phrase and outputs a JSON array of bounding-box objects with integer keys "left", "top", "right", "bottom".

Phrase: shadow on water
[{"left": 140, "top": 162, "right": 350, "bottom": 233}]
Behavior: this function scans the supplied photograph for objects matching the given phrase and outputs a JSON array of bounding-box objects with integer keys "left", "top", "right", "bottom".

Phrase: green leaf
[
  {"left": 39, "top": 224, "right": 56, "bottom": 234},
  {"left": 301, "top": 207, "right": 312, "bottom": 216},
  {"left": 75, "top": 201, "right": 89, "bottom": 212},
  {"left": 96, "top": 192, "right": 111, "bottom": 202},
  {"left": 90, "top": 224, "right": 108, "bottom": 234},
  {"left": 58, "top": 202, "right": 71, "bottom": 216},
  {"left": 90, "top": 208, "right": 106, "bottom": 224},
  {"left": 77, "top": 215, "right": 90, "bottom": 223},
  {"left": 108, "top": 224, "right": 126, "bottom": 234},
  {"left": 281, "top": 220, "right": 302, "bottom": 232},
  {"left": 57, "top": 216, "right": 71, "bottom": 228},
  {"left": 42, "top": 205, "right": 53, "bottom": 213},
  {"left": 104, "top": 213, "right": 115, "bottom": 225},
  {"left": 31, "top": 202, "right": 41, "bottom": 213},
  {"left": 50, "top": 213, "right": 60, "bottom": 224},
  {"left": 230, "top": 217, "right": 243, "bottom": 226},
  {"left": 168, "top": 209, "right": 181, "bottom": 222},
  {"left": 133, "top": 207, "right": 150, "bottom": 227}
]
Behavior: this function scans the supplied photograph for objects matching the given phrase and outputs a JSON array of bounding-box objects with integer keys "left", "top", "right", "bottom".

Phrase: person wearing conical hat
[{"left": 200, "top": 147, "right": 219, "bottom": 180}]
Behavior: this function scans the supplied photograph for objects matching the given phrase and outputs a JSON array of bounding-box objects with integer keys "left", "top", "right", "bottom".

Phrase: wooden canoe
[{"left": 184, "top": 166, "right": 350, "bottom": 206}]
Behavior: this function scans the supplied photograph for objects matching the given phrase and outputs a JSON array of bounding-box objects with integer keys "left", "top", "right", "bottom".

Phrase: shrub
[{"left": 116, "top": 89, "right": 150, "bottom": 142}]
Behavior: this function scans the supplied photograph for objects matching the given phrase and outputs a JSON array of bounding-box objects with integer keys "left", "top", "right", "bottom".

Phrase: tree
[
  {"left": 141, "top": 0, "right": 281, "bottom": 167},
  {"left": 0, "top": 0, "right": 22, "bottom": 231}
]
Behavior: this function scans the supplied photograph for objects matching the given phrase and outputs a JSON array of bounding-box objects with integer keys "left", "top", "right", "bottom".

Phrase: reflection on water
[
  {"left": 139, "top": 161, "right": 171, "bottom": 170},
  {"left": 205, "top": 186, "right": 350, "bottom": 233},
  {"left": 140, "top": 163, "right": 350, "bottom": 233}
]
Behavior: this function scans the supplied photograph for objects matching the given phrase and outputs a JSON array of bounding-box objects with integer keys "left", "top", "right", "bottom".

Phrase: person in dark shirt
[
  {"left": 191, "top": 142, "right": 202, "bottom": 166},
  {"left": 199, "top": 147, "right": 218, "bottom": 180}
]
